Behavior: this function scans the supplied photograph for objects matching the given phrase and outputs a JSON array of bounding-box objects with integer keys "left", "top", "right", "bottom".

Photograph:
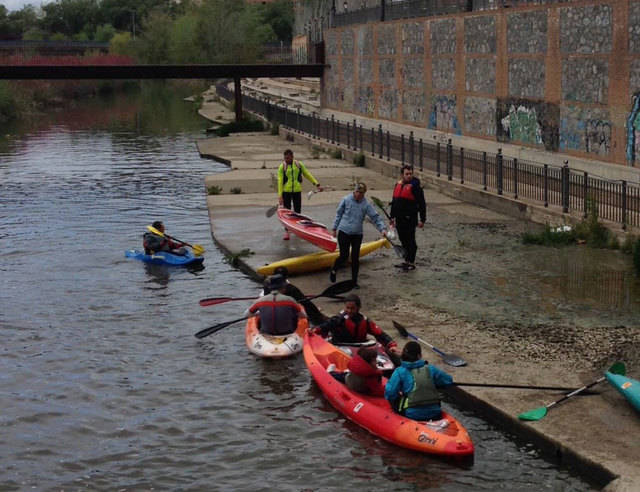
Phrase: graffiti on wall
[
  {"left": 428, "top": 96, "right": 461, "bottom": 134},
  {"left": 497, "top": 99, "right": 559, "bottom": 151},
  {"left": 626, "top": 93, "right": 640, "bottom": 164},
  {"left": 559, "top": 105, "right": 611, "bottom": 156}
]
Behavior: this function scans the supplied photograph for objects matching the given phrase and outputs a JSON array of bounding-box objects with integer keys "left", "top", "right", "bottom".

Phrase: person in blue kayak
[
  {"left": 247, "top": 274, "right": 307, "bottom": 335},
  {"left": 312, "top": 294, "right": 398, "bottom": 355},
  {"left": 143, "top": 221, "right": 186, "bottom": 255},
  {"left": 278, "top": 149, "right": 323, "bottom": 240},
  {"left": 385, "top": 341, "right": 453, "bottom": 421},
  {"left": 329, "top": 182, "right": 388, "bottom": 288}
]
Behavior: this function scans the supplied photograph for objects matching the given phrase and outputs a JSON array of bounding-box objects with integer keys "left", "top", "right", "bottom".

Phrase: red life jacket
[
  {"left": 340, "top": 313, "right": 370, "bottom": 342},
  {"left": 393, "top": 181, "right": 416, "bottom": 201}
]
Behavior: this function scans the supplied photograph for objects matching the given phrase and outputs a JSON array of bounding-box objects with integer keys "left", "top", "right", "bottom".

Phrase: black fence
[{"left": 218, "top": 83, "right": 640, "bottom": 229}]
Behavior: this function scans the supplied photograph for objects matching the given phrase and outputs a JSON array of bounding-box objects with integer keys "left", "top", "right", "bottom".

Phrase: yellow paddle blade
[
  {"left": 146, "top": 225, "right": 205, "bottom": 256},
  {"left": 192, "top": 244, "right": 205, "bottom": 256},
  {"left": 147, "top": 224, "right": 164, "bottom": 237}
]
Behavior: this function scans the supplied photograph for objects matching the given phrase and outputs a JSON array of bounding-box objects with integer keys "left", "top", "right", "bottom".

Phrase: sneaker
[
  {"left": 329, "top": 270, "right": 336, "bottom": 283},
  {"left": 394, "top": 263, "right": 408, "bottom": 269},
  {"left": 283, "top": 231, "right": 290, "bottom": 240}
]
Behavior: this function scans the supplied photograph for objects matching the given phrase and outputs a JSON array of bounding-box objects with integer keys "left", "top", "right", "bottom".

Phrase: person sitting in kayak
[
  {"left": 248, "top": 274, "right": 307, "bottom": 336},
  {"left": 263, "top": 267, "right": 328, "bottom": 326},
  {"left": 329, "top": 347, "right": 385, "bottom": 397},
  {"left": 143, "top": 221, "right": 186, "bottom": 255},
  {"left": 313, "top": 294, "right": 398, "bottom": 354},
  {"left": 384, "top": 341, "right": 453, "bottom": 421}
]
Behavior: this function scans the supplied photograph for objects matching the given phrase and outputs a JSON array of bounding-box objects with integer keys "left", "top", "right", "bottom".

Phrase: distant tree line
[{"left": 0, "top": 0, "right": 294, "bottom": 63}]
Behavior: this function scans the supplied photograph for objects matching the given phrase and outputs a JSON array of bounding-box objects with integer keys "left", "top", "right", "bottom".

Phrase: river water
[{"left": 0, "top": 85, "right": 596, "bottom": 490}]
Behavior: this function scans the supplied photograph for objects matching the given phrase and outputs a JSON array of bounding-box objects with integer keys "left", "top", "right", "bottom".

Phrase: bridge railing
[{"left": 217, "top": 82, "right": 639, "bottom": 230}]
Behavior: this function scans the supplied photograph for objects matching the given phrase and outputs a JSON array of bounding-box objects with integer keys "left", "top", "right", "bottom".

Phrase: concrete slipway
[{"left": 195, "top": 97, "right": 639, "bottom": 491}]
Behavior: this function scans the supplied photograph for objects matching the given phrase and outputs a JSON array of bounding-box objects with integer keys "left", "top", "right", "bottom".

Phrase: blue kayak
[
  {"left": 125, "top": 249, "right": 204, "bottom": 266},
  {"left": 605, "top": 371, "right": 640, "bottom": 414}
]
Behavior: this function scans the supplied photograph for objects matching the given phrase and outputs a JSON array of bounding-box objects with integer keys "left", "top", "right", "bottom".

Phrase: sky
[{"left": 2, "top": 0, "right": 49, "bottom": 11}]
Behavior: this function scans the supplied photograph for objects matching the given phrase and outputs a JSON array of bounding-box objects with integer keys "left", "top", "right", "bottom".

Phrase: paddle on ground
[
  {"left": 146, "top": 225, "right": 205, "bottom": 256},
  {"left": 517, "top": 362, "right": 625, "bottom": 421},
  {"left": 265, "top": 205, "right": 278, "bottom": 217},
  {"left": 393, "top": 320, "right": 467, "bottom": 367}
]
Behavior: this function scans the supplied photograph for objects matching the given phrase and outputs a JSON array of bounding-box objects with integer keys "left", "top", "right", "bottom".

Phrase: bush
[
  {"left": 0, "top": 82, "right": 18, "bottom": 122},
  {"left": 270, "top": 121, "right": 279, "bottom": 135},
  {"left": 230, "top": 187, "right": 242, "bottom": 194},
  {"left": 330, "top": 149, "right": 342, "bottom": 159},
  {"left": 633, "top": 238, "right": 640, "bottom": 275},
  {"left": 207, "top": 185, "right": 222, "bottom": 195},
  {"left": 353, "top": 152, "right": 365, "bottom": 167}
]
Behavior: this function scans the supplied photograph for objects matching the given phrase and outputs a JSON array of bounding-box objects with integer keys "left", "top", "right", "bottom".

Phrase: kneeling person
[
  {"left": 248, "top": 274, "right": 306, "bottom": 336},
  {"left": 384, "top": 341, "right": 453, "bottom": 421}
]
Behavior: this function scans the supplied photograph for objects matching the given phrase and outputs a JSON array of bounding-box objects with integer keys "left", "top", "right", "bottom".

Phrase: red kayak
[
  {"left": 277, "top": 208, "right": 337, "bottom": 252},
  {"left": 303, "top": 332, "right": 474, "bottom": 457}
]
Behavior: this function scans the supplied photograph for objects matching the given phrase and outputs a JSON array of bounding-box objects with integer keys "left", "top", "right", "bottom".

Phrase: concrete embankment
[{"left": 196, "top": 95, "right": 639, "bottom": 491}]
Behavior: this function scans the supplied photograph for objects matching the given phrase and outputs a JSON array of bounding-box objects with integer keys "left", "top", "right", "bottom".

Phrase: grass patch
[
  {"left": 353, "top": 152, "right": 365, "bottom": 167},
  {"left": 207, "top": 185, "right": 222, "bottom": 195}
]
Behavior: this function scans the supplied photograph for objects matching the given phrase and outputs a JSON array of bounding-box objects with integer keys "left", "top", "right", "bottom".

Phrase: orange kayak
[
  {"left": 277, "top": 208, "right": 337, "bottom": 252},
  {"left": 303, "top": 332, "right": 474, "bottom": 457},
  {"left": 245, "top": 315, "right": 308, "bottom": 358}
]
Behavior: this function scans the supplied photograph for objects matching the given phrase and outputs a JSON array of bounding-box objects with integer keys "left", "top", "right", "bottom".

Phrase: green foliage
[
  {"left": 214, "top": 119, "right": 264, "bottom": 137},
  {"left": 135, "top": 10, "right": 172, "bottom": 63},
  {"left": 353, "top": 152, "right": 365, "bottom": 167},
  {"left": 258, "top": 0, "right": 293, "bottom": 42},
  {"left": 94, "top": 23, "right": 116, "bottom": 42},
  {"left": 230, "top": 187, "right": 242, "bottom": 194},
  {"left": 522, "top": 225, "right": 575, "bottom": 246},
  {"left": 207, "top": 185, "right": 222, "bottom": 195},
  {"left": 109, "top": 31, "right": 135, "bottom": 57},
  {"left": 270, "top": 121, "right": 279, "bottom": 135},
  {"left": 330, "top": 149, "right": 342, "bottom": 159},
  {"left": 0, "top": 81, "right": 18, "bottom": 122},
  {"left": 311, "top": 145, "right": 321, "bottom": 159},
  {"left": 225, "top": 248, "right": 255, "bottom": 267},
  {"left": 632, "top": 238, "right": 640, "bottom": 275}
]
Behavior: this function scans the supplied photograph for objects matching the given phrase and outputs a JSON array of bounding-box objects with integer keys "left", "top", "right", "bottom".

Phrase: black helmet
[{"left": 267, "top": 274, "right": 287, "bottom": 291}]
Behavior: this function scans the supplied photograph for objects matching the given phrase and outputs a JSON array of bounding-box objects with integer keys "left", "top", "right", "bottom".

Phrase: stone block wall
[{"left": 321, "top": 0, "right": 640, "bottom": 167}]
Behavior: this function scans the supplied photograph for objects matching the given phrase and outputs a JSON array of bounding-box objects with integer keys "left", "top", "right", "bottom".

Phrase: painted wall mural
[
  {"left": 356, "top": 86, "right": 376, "bottom": 116},
  {"left": 429, "top": 95, "right": 461, "bottom": 134},
  {"left": 507, "top": 11, "right": 547, "bottom": 54},
  {"left": 497, "top": 99, "right": 559, "bottom": 151},
  {"left": 560, "top": 105, "right": 611, "bottom": 156},
  {"left": 379, "top": 89, "right": 399, "bottom": 119},
  {"left": 626, "top": 93, "right": 640, "bottom": 164},
  {"left": 403, "top": 91, "right": 426, "bottom": 123}
]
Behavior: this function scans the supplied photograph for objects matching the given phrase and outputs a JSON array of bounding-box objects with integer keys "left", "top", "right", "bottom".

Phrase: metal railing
[{"left": 217, "top": 83, "right": 640, "bottom": 229}]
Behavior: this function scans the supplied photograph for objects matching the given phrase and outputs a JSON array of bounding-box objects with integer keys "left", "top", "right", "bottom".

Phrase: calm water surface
[{"left": 0, "top": 87, "right": 596, "bottom": 490}]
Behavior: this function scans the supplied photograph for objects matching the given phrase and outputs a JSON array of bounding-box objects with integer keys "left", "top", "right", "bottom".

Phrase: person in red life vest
[
  {"left": 390, "top": 165, "right": 426, "bottom": 271},
  {"left": 328, "top": 347, "right": 386, "bottom": 397},
  {"left": 313, "top": 294, "right": 399, "bottom": 355},
  {"left": 142, "top": 221, "right": 186, "bottom": 255},
  {"left": 277, "top": 149, "right": 322, "bottom": 240},
  {"left": 247, "top": 274, "right": 307, "bottom": 335}
]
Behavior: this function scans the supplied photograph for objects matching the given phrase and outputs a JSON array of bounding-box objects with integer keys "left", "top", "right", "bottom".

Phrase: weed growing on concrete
[
  {"left": 230, "top": 187, "right": 242, "bottom": 194},
  {"left": 225, "top": 248, "right": 255, "bottom": 267},
  {"left": 285, "top": 132, "right": 294, "bottom": 142},
  {"left": 330, "top": 149, "right": 342, "bottom": 159},
  {"left": 311, "top": 145, "right": 322, "bottom": 159},
  {"left": 353, "top": 152, "right": 365, "bottom": 167},
  {"left": 207, "top": 185, "right": 222, "bottom": 195},
  {"left": 270, "top": 121, "right": 279, "bottom": 135}
]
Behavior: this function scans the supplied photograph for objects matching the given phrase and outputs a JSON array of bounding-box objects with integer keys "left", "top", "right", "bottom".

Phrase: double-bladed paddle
[
  {"left": 517, "top": 362, "right": 625, "bottom": 421},
  {"left": 147, "top": 225, "right": 205, "bottom": 256},
  {"left": 194, "top": 280, "right": 355, "bottom": 339},
  {"left": 392, "top": 320, "right": 467, "bottom": 367}
]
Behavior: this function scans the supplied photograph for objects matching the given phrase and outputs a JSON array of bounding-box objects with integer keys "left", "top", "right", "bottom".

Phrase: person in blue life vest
[
  {"left": 312, "top": 294, "right": 398, "bottom": 355},
  {"left": 390, "top": 165, "right": 426, "bottom": 271},
  {"left": 384, "top": 341, "right": 453, "bottom": 421},
  {"left": 277, "top": 149, "right": 323, "bottom": 240},
  {"left": 142, "top": 221, "right": 187, "bottom": 255},
  {"left": 329, "top": 182, "right": 388, "bottom": 289},
  {"left": 247, "top": 274, "right": 307, "bottom": 335}
]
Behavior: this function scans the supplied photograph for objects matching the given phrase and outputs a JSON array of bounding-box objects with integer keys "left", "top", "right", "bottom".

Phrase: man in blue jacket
[
  {"left": 384, "top": 341, "right": 453, "bottom": 421},
  {"left": 329, "top": 182, "right": 388, "bottom": 289}
]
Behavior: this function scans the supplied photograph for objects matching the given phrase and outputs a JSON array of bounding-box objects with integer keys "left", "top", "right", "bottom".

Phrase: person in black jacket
[{"left": 390, "top": 165, "right": 426, "bottom": 271}]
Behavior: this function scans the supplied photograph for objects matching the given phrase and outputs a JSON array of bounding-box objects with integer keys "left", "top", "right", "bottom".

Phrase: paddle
[
  {"left": 517, "top": 362, "right": 625, "bottom": 421},
  {"left": 392, "top": 320, "right": 467, "bottom": 367},
  {"left": 456, "top": 382, "right": 600, "bottom": 393},
  {"left": 194, "top": 280, "right": 355, "bottom": 339},
  {"left": 199, "top": 287, "right": 349, "bottom": 307},
  {"left": 368, "top": 197, "right": 406, "bottom": 259},
  {"left": 266, "top": 205, "right": 278, "bottom": 217},
  {"left": 146, "top": 225, "right": 205, "bottom": 256}
]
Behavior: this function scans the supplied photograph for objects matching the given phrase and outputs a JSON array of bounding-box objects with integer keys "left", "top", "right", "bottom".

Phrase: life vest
[
  {"left": 335, "top": 312, "right": 370, "bottom": 343},
  {"left": 143, "top": 232, "right": 167, "bottom": 253},
  {"left": 250, "top": 293, "right": 300, "bottom": 335},
  {"left": 393, "top": 181, "right": 416, "bottom": 201},
  {"left": 281, "top": 160, "right": 304, "bottom": 193},
  {"left": 399, "top": 365, "right": 441, "bottom": 413}
]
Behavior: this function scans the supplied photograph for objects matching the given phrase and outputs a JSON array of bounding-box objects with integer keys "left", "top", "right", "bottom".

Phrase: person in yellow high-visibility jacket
[{"left": 277, "top": 149, "right": 322, "bottom": 240}]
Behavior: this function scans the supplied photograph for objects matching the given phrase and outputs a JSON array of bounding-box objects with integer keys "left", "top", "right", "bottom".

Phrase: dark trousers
[
  {"left": 396, "top": 218, "right": 417, "bottom": 264},
  {"left": 282, "top": 192, "right": 302, "bottom": 213},
  {"left": 333, "top": 230, "right": 363, "bottom": 283}
]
